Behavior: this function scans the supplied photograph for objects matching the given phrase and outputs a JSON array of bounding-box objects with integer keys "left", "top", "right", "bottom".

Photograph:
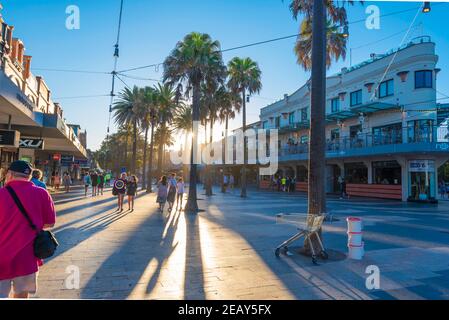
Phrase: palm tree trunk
[
  {"left": 203, "top": 120, "right": 207, "bottom": 190},
  {"left": 241, "top": 89, "right": 247, "bottom": 198},
  {"left": 205, "top": 119, "right": 213, "bottom": 196},
  {"left": 183, "top": 130, "right": 189, "bottom": 183},
  {"left": 124, "top": 129, "right": 129, "bottom": 173},
  {"left": 142, "top": 124, "right": 149, "bottom": 190},
  {"left": 146, "top": 119, "right": 155, "bottom": 193},
  {"left": 221, "top": 115, "right": 229, "bottom": 193},
  {"left": 157, "top": 124, "right": 165, "bottom": 177},
  {"left": 186, "top": 82, "right": 200, "bottom": 214},
  {"left": 306, "top": 0, "right": 327, "bottom": 249},
  {"left": 132, "top": 119, "right": 138, "bottom": 174}
]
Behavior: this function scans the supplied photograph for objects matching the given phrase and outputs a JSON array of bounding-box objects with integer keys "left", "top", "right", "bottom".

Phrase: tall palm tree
[
  {"left": 289, "top": 0, "right": 358, "bottom": 219},
  {"left": 153, "top": 83, "right": 179, "bottom": 178},
  {"left": 219, "top": 86, "right": 242, "bottom": 192},
  {"left": 112, "top": 86, "right": 142, "bottom": 174},
  {"left": 163, "top": 32, "right": 225, "bottom": 214},
  {"left": 136, "top": 86, "right": 156, "bottom": 190},
  {"left": 228, "top": 57, "right": 262, "bottom": 198},
  {"left": 173, "top": 104, "right": 193, "bottom": 182},
  {"left": 200, "top": 81, "right": 224, "bottom": 196},
  {"left": 154, "top": 125, "right": 175, "bottom": 168}
]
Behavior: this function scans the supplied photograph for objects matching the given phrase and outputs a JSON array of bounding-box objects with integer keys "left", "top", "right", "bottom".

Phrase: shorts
[{"left": 0, "top": 272, "right": 38, "bottom": 298}]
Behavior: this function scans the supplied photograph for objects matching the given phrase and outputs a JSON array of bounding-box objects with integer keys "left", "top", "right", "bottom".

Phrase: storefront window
[
  {"left": 407, "top": 120, "right": 434, "bottom": 143},
  {"left": 372, "top": 161, "right": 402, "bottom": 185},
  {"left": 344, "top": 162, "right": 368, "bottom": 184},
  {"left": 408, "top": 160, "right": 436, "bottom": 201}
]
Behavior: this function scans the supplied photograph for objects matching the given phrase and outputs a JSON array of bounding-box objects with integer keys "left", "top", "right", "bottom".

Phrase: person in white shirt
[{"left": 176, "top": 177, "right": 185, "bottom": 210}]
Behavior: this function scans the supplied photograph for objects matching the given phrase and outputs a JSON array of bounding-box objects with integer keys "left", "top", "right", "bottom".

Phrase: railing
[{"left": 280, "top": 125, "right": 449, "bottom": 157}]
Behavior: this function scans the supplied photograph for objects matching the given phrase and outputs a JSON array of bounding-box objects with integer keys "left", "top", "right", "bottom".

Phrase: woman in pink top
[{"left": 0, "top": 161, "right": 56, "bottom": 299}]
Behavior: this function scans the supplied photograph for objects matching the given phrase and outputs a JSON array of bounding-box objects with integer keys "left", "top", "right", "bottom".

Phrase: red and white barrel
[
  {"left": 347, "top": 217, "right": 364, "bottom": 260},
  {"left": 348, "top": 242, "right": 365, "bottom": 260}
]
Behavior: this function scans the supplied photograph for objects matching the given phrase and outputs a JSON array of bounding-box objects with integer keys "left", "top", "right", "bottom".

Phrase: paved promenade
[{"left": 35, "top": 186, "right": 449, "bottom": 300}]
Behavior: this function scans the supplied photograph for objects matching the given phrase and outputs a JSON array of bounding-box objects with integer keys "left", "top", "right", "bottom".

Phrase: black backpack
[{"left": 6, "top": 186, "right": 59, "bottom": 259}]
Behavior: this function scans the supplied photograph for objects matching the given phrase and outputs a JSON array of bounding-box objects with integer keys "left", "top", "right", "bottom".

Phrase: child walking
[{"left": 157, "top": 176, "right": 168, "bottom": 212}]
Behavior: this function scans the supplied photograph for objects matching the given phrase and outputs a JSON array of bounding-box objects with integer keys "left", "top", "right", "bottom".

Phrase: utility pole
[{"left": 308, "top": 0, "right": 327, "bottom": 217}]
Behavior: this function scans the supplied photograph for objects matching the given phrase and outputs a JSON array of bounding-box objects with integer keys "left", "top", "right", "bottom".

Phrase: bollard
[{"left": 347, "top": 217, "right": 364, "bottom": 260}]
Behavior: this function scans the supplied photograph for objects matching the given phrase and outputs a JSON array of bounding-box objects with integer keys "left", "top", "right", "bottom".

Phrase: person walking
[
  {"left": 176, "top": 177, "right": 185, "bottom": 210},
  {"left": 113, "top": 173, "right": 127, "bottom": 212},
  {"left": 62, "top": 172, "right": 72, "bottom": 193},
  {"left": 98, "top": 173, "right": 105, "bottom": 196},
  {"left": 281, "top": 176, "right": 287, "bottom": 192},
  {"left": 83, "top": 173, "right": 92, "bottom": 197},
  {"left": 167, "top": 173, "right": 177, "bottom": 212},
  {"left": 0, "top": 160, "right": 56, "bottom": 299},
  {"left": 229, "top": 174, "right": 235, "bottom": 193},
  {"left": 340, "top": 176, "right": 348, "bottom": 199},
  {"left": 439, "top": 180, "right": 447, "bottom": 199},
  {"left": 53, "top": 172, "right": 61, "bottom": 191},
  {"left": 126, "top": 175, "right": 138, "bottom": 212},
  {"left": 90, "top": 171, "right": 98, "bottom": 197},
  {"left": 31, "top": 169, "right": 47, "bottom": 190},
  {"left": 223, "top": 174, "right": 229, "bottom": 193},
  {"left": 157, "top": 176, "right": 168, "bottom": 212}
]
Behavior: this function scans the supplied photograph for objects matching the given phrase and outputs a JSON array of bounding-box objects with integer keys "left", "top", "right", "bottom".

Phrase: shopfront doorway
[{"left": 408, "top": 160, "right": 437, "bottom": 202}]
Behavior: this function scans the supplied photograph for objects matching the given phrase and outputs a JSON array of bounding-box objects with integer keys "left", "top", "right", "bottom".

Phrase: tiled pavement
[{"left": 34, "top": 186, "right": 449, "bottom": 300}]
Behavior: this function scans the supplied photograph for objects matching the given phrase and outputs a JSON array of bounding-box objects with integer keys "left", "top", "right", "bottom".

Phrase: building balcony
[{"left": 279, "top": 125, "right": 449, "bottom": 162}]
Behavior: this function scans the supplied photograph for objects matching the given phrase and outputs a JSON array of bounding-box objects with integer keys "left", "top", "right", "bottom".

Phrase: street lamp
[{"left": 422, "top": 2, "right": 431, "bottom": 13}]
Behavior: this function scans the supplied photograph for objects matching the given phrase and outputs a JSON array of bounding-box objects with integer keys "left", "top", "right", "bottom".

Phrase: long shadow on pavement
[{"left": 79, "top": 204, "right": 182, "bottom": 299}]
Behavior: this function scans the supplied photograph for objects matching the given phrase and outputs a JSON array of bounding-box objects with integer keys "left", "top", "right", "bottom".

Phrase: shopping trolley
[{"left": 275, "top": 213, "right": 328, "bottom": 264}]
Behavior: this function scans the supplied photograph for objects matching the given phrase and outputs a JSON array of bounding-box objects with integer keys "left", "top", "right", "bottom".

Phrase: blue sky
[{"left": 3, "top": 0, "right": 449, "bottom": 150}]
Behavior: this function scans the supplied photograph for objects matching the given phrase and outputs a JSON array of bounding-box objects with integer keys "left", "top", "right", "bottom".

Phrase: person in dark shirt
[
  {"left": 126, "top": 175, "right": 138, "bottom": 212},
  {"left": 98, "top": 173, "right": 105, "bottom": 196},
  {"left": 113, "top": 173, "right": 127, "bottom": 212},
  {"left": 90, "top": 171, "right": 98, "bottom": 196}
]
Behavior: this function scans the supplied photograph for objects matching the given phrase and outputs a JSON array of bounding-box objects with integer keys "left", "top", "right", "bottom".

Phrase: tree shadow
[
  {"left": 183, "top": 213, "right": 206, "bottom": 300},
  {"left": 79, "top": 205, "right": 182, "bottom": 299}
]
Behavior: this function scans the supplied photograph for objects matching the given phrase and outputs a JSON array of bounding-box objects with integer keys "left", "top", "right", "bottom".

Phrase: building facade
[
  {"left": 257, "top": 36, "right": 449, "bottom": 202},
  {"left": 0, "top": 5, "right": 87, "bottom": 185}
]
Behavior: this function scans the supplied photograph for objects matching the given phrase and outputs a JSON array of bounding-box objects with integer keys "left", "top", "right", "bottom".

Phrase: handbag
[{"left": 6, "top": 186, "right": 59, "bottom": 259}]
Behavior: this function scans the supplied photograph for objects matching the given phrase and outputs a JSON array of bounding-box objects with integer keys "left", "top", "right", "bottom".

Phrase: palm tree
[
  {"left": 112, "top": 86, "right": 142, "bottom": 174},
  {"left": 200, "top": 81, "right": 225, "bottom": 196},
  {"left": 173, "top": 104, "right": 193, "bottom": 182},
  {"left": 289, "top": 0, "right": 358, "bottom": 218},
  {"left": 136, "top": 86, "right": 156, "bottom": 190},
  {"left": 163, "top": 32, "right": 225, "bottom": 214},
  {"left": 154, "top": 125, "right": 175, "bottom": 169},
  {"left": 153, "top": 83, "right": 179, "bottom": 178},
  {"left": 294, "top": 18, "right": 347, "bottom": 70},
  {"left": 219, "top": 85, "right": 242, "bottom": 192},
  {"left": 227, "top": 57, "right": 262, "bottom": 198}
]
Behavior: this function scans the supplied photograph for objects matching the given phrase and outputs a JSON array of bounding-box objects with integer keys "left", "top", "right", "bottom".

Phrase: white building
[{"left": 258, "top": 36, "right": 449, "bottom": 202}]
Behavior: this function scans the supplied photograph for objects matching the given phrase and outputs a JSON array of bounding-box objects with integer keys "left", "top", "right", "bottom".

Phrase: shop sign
[
  {"left": 0, "top": 130, "right": 20, "bottom": 147},
  {"left": 61, "top": 155, "right": 75, "bottom": 165},
  {"left": 53, "top": 154, "right": 62, "bottom": 161},
  {"left": 19, "top": 138, "right": 44, "bottom": 149},
  {"left": 409, "top": 160, "right": 435, "bottom": 173},
  {"left": 75, "top": 158, "right": 88, "bottom": 166}
]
